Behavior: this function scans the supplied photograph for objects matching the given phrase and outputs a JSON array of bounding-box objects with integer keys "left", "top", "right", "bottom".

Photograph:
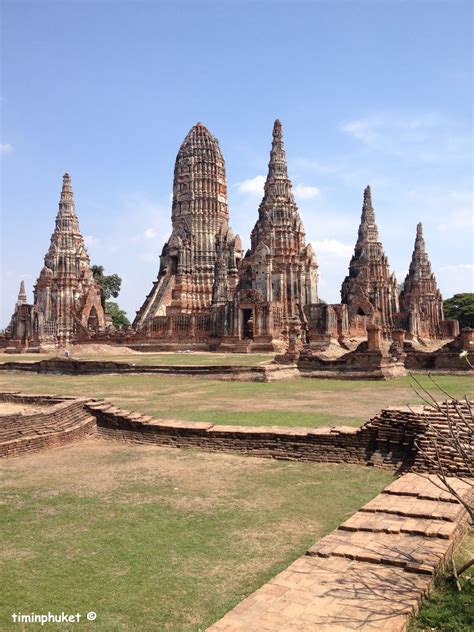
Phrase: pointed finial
[
  {"left": 363, "top": 185, "right": 372, "bottom": 205},
  {"left": 17, "top": 280, "right": 27, "bottom": 306},
  {"left": 59, "top": 172, "right": 74, "bottom": 207},
  {"left": 361, "top": 185, "right": 376, "bottom": 225},
  {"left": 414, "top": 222, "right": 426, "bottom": 253}
]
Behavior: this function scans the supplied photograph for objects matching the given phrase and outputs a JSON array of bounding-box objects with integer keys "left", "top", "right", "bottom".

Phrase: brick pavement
[{"left": 207, "top": 474, "right": 472, "bottom": 631}]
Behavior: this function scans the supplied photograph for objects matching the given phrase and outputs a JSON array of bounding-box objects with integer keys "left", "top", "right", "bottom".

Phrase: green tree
[
  {"left": 105, "top": 301, "right": 130, "bottom": 329},
  {"left": 91, "top": 265, "right": 122, "bottom": 307},
  {"left": 443, "top": 293, "right": 474, "bottom": 328}
]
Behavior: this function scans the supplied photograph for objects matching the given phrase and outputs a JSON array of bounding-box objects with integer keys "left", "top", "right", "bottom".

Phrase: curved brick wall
[
  {"left": 0, "top": 393, "right": 96, "bottom": 458},
  {"left": 1, "top": 392, "right": 471, "bottom": 476},
  {"left": 86, "top": 401, "right": 472, "bottom": 475}
]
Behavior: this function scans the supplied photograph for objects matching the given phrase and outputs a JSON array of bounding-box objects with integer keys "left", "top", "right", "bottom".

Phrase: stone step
[
  {"left": 359, "top": 493, "right": 465, "bottom": 522},
  {"left": 382, "top": 473, "right": 472, "bottom": 503},
  {"left": 338, "top": 511, "right": 459, "bottom": 539},
  {"left": 306, "top": 530, "right": 453, "bottom": 574}
]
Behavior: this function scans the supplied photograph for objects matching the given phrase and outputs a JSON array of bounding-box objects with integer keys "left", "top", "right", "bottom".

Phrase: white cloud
[
  {"left": 340, "top": 112, "right": 468, "bottom": 162},
  {"left": 84, "top": 235, "right": 100, "bottom": 248},
  {"left": 437, "top": 208, "right": 474, "bottom": 232},
  {"left": 294, "top": 184, "right": 320, "bottom": 199},
  {"left": 237, "top": 175, "right": 265, "bottom": 195},
  {"left": 0, "top": 143, "right": 13, "bottom": 154},
  {"left": 440, "top": 264, "right": 474, "bottom": 271},
  {"left": 312, "top": 239, "right": 353, "bottom": 259},
  {"left": 143, "top": 227, "right": 160, "bottom": 239}
]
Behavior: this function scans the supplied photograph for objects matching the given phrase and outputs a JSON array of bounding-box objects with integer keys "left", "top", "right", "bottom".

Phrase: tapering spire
[
  {"left": 400, "top": 222, "right": 443, "bottom": 337},
  {"left": 356, "top": 185, "right": 379, "bottom": 246},
  {"left": 257, "top": 119, "right": 297, "bottom": 221},
  {"left": 341, "top": 185, "right": 399, "bottom": 329},
  {"left": 17, "top": 281, "right": 27, "bottom": 306},
  {"left": 32, "top": 172, "right": 105, "bottom": 344},
  {"left": 59, "top": 172, "right": 75, "bottom": 209},
  {"left": 361, "top": 185, "right": 376, "bottom": 225},
  {"left": 406, "top": 222, "right": 432, "bottom": 279},
  {"left": 267, "top": 119, "right": 289, "bottom": 181},
  {"left": 414, "top": 222, "right": 426, "bottom": 254}
]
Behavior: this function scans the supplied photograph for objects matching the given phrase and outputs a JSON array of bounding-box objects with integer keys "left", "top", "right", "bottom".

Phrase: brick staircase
[{"left": 208, "top": 474, "right": 472, "bottom": 631}]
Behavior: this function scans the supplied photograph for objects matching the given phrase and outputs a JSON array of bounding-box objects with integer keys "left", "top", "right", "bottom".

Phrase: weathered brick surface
[
  {"left": 0, "top": 392, "right": 96, "bottom": 458},
  {"left": 87, "top": 401, "right": 472, "bottom": 475},
  {"left": 0, "top": 359, "right": 297, "bottom": 382},
  {"left": 207, "top": 475, "right": 472, "bottom": 631}
]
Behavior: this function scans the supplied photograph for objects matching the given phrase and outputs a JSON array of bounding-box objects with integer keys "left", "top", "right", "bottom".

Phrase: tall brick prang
[
  {"left": 399, "top": 223, "right": 444, "bottom": 338},
  {"left": 134, "top": 123, "right": 242, "bottom": 328},
  {"left": 240, "top": 119, "right": 318, "bottom": 316},
  {"left": 341, "top": 186, "right": 399, "bottom": 334},
  {"left": 31, "top": 173, "right": 105, "bottom": 345}
]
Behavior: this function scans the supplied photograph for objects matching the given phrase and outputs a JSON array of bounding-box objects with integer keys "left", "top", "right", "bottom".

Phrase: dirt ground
[{"left": 0, "top": 402, "right": 48, "bottom": 415}]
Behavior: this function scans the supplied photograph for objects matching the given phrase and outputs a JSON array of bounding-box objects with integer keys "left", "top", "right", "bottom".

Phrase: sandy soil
[
  {"left": 0, "top": 402, "right": 47, "bottom": 415},
  {"left": 64, "top": 344, "right": 140, "bottom": 356}
]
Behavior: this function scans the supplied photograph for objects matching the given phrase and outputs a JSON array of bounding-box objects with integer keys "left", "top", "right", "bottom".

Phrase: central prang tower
[{"left": 134, "top": 123, "right": 241, "bottom": 328}]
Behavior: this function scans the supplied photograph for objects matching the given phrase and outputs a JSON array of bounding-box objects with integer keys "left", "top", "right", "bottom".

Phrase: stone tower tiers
[
  {"left": 134, "top": 123, "right": 242, "bottom": 328},
  {"left": 399, "top": 223, "right": 444, "bottom": 338},
  {"left": 32, "top": 173, "right": 105, "bottom": 344},
  {"left": 341, "top": 185, "right": 399, "bottom": 333},
  {"left": 240, "top": 119, "right": 318, "bottom": 316}
]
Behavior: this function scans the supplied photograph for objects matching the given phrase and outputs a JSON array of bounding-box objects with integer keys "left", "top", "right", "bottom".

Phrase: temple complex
[
  {"left": 4, "top": 120, "right": 459, "bottom": 355},
  {"left": 6, "top": 173, "right": 105, "bottom": 348}
]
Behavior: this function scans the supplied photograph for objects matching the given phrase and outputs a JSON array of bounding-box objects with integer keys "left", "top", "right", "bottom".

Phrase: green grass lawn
[
  {"left": 0, "top": 352, "right": 273, "bottom": 366},
  {"left": 0, "top": 442, "right": 393, "bottom": 631},
  {"left": 409, "top": 531, "right": 473, "bottom": 632},
  {"left": 0, "top": 372, "right": 472, "bottom": 428}
]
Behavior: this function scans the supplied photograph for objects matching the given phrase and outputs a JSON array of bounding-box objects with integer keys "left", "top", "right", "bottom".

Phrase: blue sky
[{"left": 1, "top": 0, "right": 472, "bottom": 326}]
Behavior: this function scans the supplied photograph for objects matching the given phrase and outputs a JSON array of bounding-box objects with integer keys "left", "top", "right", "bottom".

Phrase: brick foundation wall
[
  {"left": 86, "top": 402, "right": 421, "bottom": 470},
  {"left": 2, "top": 393, "right": 471, "bottom": 476},
  {"left": 0, "top": 393, "right": 96, "bottom": 458}
]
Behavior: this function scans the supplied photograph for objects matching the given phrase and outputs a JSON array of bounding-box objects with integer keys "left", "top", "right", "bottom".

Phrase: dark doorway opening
[
  {"left": 87, "top": 307, "right": 99, "bottom": 332},
  {"left": 242, "top": 309, "right": 254, "bottom": 339}
]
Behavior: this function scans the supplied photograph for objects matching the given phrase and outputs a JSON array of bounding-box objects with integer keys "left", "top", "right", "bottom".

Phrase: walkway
[{"left": 207, "top": 474, "right": 472, "bottom": 631}]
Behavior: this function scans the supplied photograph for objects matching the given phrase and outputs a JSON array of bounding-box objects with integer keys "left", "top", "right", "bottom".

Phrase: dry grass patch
[{"left": 1, "top": 440, "right": 392, "bottom": 630}]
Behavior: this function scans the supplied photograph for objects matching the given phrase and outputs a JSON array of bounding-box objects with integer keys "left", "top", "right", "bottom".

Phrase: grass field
[
  {"left": 0, "top": 371, "right": 472, "bottom": 427},
  {"left": 409, "top": 531, "right": 474, "bottom": 632},
  {"left": 0, "top": 352, "right": 273, "bottom": 366},
  {"left": 0, "top": 441, "right": 393, "bottom": 631}
]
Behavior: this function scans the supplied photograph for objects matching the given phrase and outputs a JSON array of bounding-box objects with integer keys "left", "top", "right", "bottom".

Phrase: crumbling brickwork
[{"left": 7, "top": 174, "right": 105, "bottom": 348}]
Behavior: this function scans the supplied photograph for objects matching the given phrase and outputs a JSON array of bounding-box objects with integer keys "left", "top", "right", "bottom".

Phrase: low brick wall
[
  {"left": 2, "top": 392, "right": 471, "bottom": 476},
  {"left": 87, "top": 401, "right": 472, "bottom": 475},
  {"left": 86, "top": 402, "right": 420, "bottom": 471},
  {"left": 0, "top": 393, "right": 96, "bottom": 458},
  {"left": 0, "top": 358, "right": 297, "bottom": 382}
]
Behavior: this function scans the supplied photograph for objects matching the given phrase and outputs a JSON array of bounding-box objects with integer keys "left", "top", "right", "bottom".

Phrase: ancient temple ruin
[
  {"left": 5, "top": 120, "right": 459, "bottom": 354},
  {"left": 399, "top": 223, "right": 444, "bottom": 338},
  {"left": 6, "top": 173, "right": 105, "bottom": 348},
  {"left": 340, "top": 186, "right": 399, "bottom": 334},
  {"left": 133, "top": 122, "right": 242, "bottom": 329}
]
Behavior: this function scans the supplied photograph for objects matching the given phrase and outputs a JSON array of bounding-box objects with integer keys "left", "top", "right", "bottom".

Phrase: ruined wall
[
  {"left": 87, "top": 400, "right": 472, "bottom": 476},
  {"left": 0, "top": 393, "right": 96, "bottom": 457}
]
